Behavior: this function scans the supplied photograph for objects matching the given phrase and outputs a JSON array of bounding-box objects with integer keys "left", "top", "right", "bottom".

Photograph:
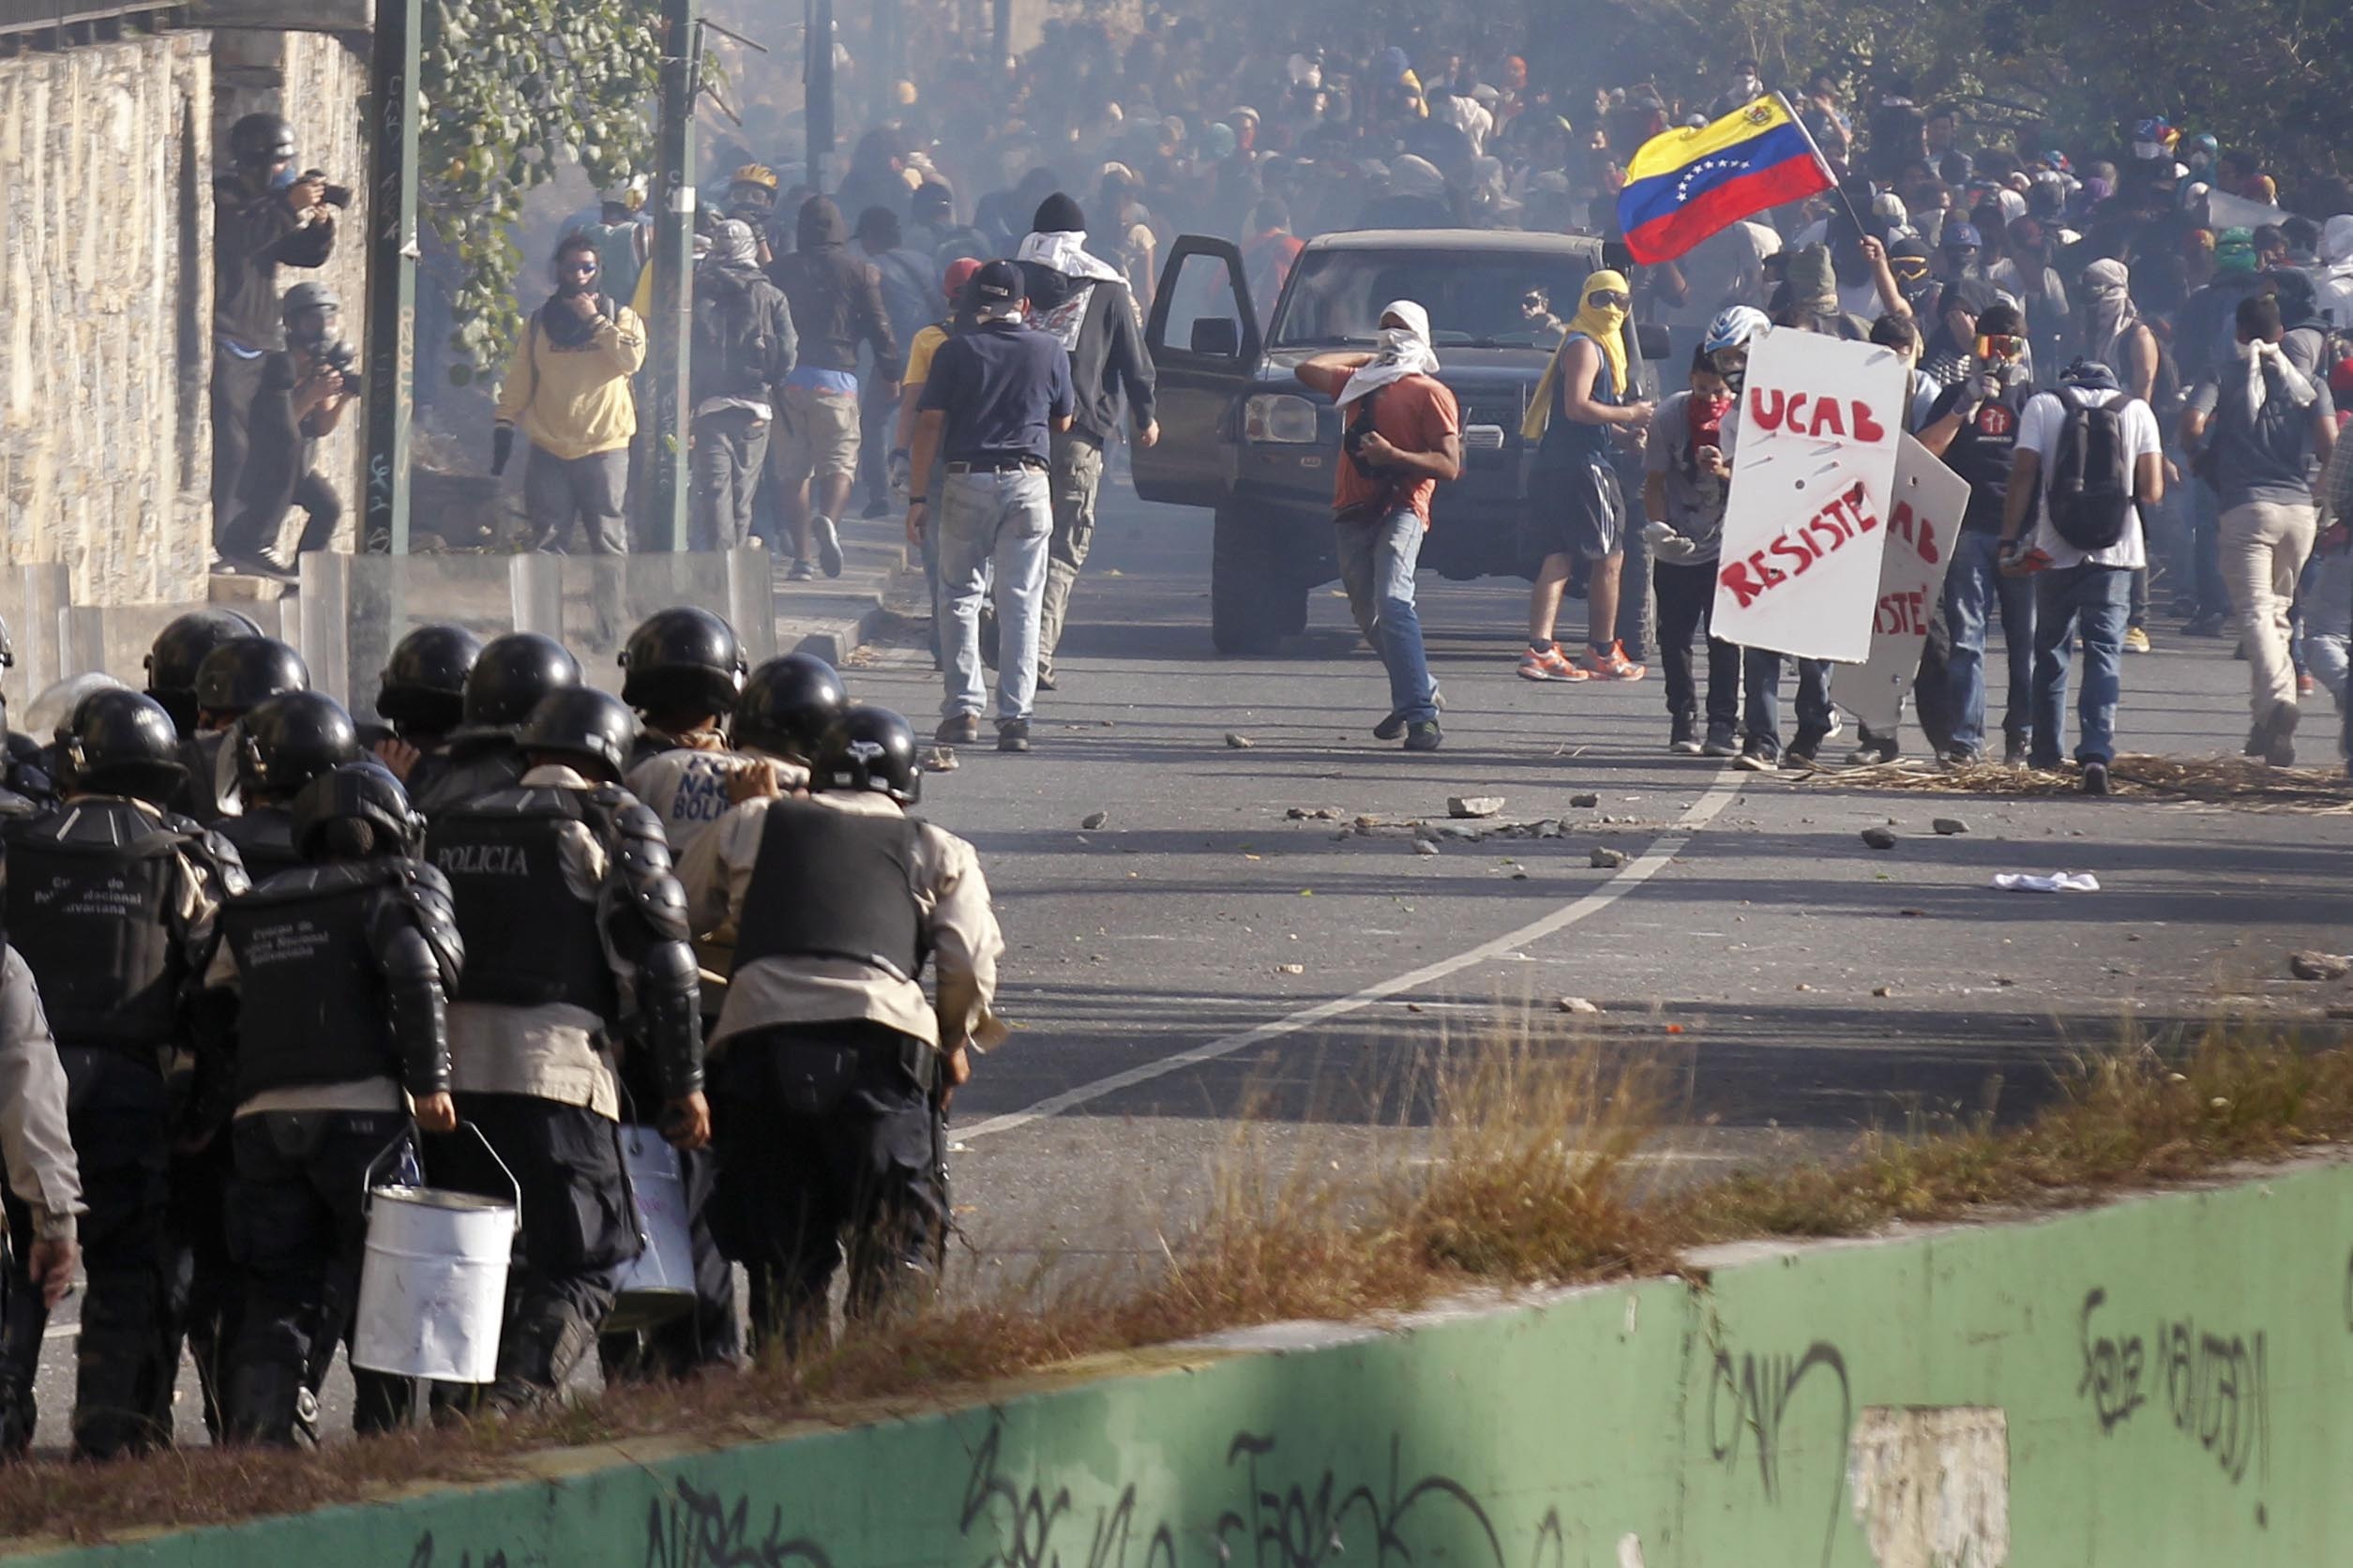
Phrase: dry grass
[
  {"left": 1802, "top": 752, "right": 2353, "bottom": 810},
  {"left": 5, "top": 1022, "right": 2351, "bottom": 1545}
]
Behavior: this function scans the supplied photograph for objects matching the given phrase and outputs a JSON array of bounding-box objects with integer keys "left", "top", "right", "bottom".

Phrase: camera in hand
[
  {"left": 300, "top": 169, "right": 354, "bottom": 209},
  {"left": 315, "top": 337, "right": 361, "bottom": 393}
]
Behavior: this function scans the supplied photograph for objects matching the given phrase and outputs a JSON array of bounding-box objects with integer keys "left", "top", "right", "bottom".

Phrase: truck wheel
[
  {"left": 1211, "top": 505, "right": 1282, "bottom": 655},
  {"left": 1275, "top": 578, "right": 1310, "bottom": 636}
]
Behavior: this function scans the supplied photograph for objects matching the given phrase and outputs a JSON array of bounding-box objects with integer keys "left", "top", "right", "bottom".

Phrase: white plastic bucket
[
  {"left": 351, "top": 1125, "right": 520, "bottom": 1382},
  {"left": 605, "top": 1125, "right": 695, "bottom": 1334}
]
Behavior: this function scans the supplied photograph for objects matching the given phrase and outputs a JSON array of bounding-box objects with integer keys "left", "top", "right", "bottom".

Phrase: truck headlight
[{"left": 1244, "top": 393, "right": 1320, "bottom": 445}]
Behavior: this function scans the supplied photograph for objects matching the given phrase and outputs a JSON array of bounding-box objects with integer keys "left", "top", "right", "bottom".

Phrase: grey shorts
[{"left": 1524, "top": 458, "right": 1626, "bottom": 564}]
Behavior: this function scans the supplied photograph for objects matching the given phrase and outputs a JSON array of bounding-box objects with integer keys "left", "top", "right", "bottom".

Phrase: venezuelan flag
[{"left": 1615, "top": 95, "right": 1833, "bottom": 264}]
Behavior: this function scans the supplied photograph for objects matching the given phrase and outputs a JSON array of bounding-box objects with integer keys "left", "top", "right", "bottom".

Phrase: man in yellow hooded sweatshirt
[{"left": 493, "top": 232, "right": 647, "bottom": 554}]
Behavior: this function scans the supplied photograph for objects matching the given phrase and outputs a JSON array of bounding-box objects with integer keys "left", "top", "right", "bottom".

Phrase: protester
[
  {"left": 492, "top": 234, "right": 646, "bottom": 556},
  {"left": 1016, "top": 192, "right": 1160, "bottom": 693},
  {"left": 769, "top": 197, "right": 903, "bottom": 581},
  {"left": 2076, "top": 258, "right": 2171, "bottom": 654},
  {"left": 2180, "top": 294, "right": 2337, "bottom": 765},
  {"left": 688, "top": 220, "right": 799, "bottom": 553},
  {"left": 909, "top": 261, "right": 1074, "bottom": 754},
  {"left": 1642, "top": 316, "right": 1752, "bottom": 756},
  {"left": 2001, "top": 361, "right": 2167, "bottom": 793},
  {"left": 1295, "top": 301, "right": 1462, "bottom": 750},
  {"left": 856, "top": 209, "right": 942, "bottom": 520},
  {"left": 1519, "top": 271, "right": 1652, "bottom": 684},
  {"left": 1926, "top": 302, "right": 2039, "bottom": 765}
]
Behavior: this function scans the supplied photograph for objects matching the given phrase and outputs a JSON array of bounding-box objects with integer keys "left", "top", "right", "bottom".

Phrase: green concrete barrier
[{"left": 14, "top": 1162, "right": 2352, "bottom": 1566}]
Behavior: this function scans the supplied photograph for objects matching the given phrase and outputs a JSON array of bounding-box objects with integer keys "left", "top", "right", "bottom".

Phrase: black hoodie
[
  {"left": 766, "top": 197, "right": 901, "bottom": 379},
  {"left": 212, "top": 174, "right": 336, "bottom": 351}
]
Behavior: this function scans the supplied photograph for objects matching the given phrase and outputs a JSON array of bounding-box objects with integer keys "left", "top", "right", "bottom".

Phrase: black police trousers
[
  {"left": 433, "top": 1093, "right": 637, "bottom": 1410},
  {"left": 224, "top": 1108, "right": 415, "bottom": 1444},
  {"left": 158, "top": 1133, "right": 237, "bottom": 1443},
  {"left": 597, "top": 1036, "right": 742, "bottom": 1382},
  {"left": 710, "top": 1021, "right": 948, "bottom": 1360},
  {"left": 0, "top": 1047, "right": 173, "bottom": 1458}
]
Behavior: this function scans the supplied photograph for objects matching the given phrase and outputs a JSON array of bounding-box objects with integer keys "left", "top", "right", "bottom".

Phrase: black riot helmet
[
  {"left": 194, "top": 636, "right": 309, "bottom": 720},
  {"left": 518, "top": 687, "right": 638, "bottom": 784},
  {"left": 145, "top": 609, "right": 264, "bottom": 735},
  {"left": 377, "top": 624, "right": 483, "bottom": 737},
  {"left": 811, "top": 704, "right": 921, "bottom": 806},
  {"left": 732, "top": 653, "right": 847, "bottom": 764},
  {"left": 461, "top": 632, "right": 581, "bottom": 732},
  {"left": 237, "top": 690, "right": 360, "bottom": 800},
  {"left": 618, "top": 607, "right": 747, "bottom": 717},
  {"left": 229, "top": 113, "right": 296, "bottom": 172},
  {"left": 292, "top": 760, "right": 423, "bottom": 860},
  {"left": 57, "top": 688, "right": 186, "bottom": 805}
]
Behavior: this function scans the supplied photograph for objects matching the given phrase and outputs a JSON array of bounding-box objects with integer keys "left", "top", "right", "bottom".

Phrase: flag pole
[{"left": 1778, "top": 92, "right": 1872, "bottom": 241}]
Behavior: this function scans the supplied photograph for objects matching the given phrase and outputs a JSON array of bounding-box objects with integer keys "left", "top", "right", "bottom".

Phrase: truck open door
[{"left": 1133, "top": 235, "right": 1259, "bottom": 509}]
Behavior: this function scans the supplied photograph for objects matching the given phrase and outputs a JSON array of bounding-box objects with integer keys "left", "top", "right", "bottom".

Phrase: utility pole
[
  {"left": 646, "top": 0, "right": 698, "bottom": 551},
  {"left": 806, "top": 0, "right": 834, "bottom": 193},
  {"left": 362, "top": 0, "right": 422, "bottom": 552}
]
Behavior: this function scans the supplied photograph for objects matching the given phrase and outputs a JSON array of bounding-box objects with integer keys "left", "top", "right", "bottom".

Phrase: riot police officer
[
  {"left": 144, "top": 609, "right": 264, "bottom": 739},
  {"left": 180, "top": 635, "right": 310, "bottom": 824},
  {"left": 367, "top": 623, "right": 482, "bottom": 803},
  {"left": 219, "top": 690, "right": 361, "bottom": 880},
  {"left": 2, "top": 690, "right": 243, "bottom": 1457},
  {"left": 618, "top": 608, "right": 755, "bottom": 856},
  {"left": 597, "top": 609, "right": 754, "bottom": 1380},
  {"left": 0, "top": 901, "right": 84, "bottom": 1459},
  {"left": 425, "top": 687, "right": 706, "bottom": 1410},
  {"left": 683, "top": 706, "right": 1004, "bottom": 1357},
  {"left": 208, "top": 761, "right": 461, "bottom": 1445},
  {"left": 412, "top": 631, "right": 580, "bottom": 819}
]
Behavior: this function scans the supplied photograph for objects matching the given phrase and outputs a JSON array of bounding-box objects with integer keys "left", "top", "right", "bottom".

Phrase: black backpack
[{"left": 2044, "top": 391, "right": 2136, "bottom": 551}]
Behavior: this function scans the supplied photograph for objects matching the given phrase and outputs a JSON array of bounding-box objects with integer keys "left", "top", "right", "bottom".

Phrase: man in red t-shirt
[{"left": 1295, "top": 301, "right": 1463, "bottom": 750}]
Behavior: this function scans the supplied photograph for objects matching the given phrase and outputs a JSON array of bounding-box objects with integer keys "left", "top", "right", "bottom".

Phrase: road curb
[{"left": 772, "top": 542, "right": 910, "bottom": 667}]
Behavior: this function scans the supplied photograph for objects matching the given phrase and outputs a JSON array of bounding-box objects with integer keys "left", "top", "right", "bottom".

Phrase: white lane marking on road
[{"left": 960, "top": 774, "right": 1743, "bottom": 1143}]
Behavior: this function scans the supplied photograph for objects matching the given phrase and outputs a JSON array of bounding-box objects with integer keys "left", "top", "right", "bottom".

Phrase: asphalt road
[{"left": 27, "top": 480, "right": 2353, "bottom": 1448}]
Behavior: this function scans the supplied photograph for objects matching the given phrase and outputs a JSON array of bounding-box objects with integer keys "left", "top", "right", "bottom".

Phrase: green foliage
[{"left": 420, "top": 0, "right": 662, "bottom": 382}]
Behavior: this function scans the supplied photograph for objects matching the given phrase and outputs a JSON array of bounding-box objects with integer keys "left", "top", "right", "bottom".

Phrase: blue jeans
[
  {"left": 1741, "top": 649, "right": 1833, "bottom": 757},
  {"left": 1942, "top": 529, "right": 2035, "bottom": 758},
  {"left": 2030, "top": 564, "right": 2133, "bottom": 765},
  {"left": 1335, "top": 509, "right": 1437, "bottom": 726},
  {"left": 938, "top": 468, "right": 1051, "bottom": 723}
]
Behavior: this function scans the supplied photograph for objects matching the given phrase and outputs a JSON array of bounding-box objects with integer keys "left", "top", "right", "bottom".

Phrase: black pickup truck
[{"left": 1132, "top": 228, "right": 1665, "bottom": 653}]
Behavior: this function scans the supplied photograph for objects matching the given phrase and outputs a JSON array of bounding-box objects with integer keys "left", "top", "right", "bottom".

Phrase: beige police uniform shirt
[
  {"left": 678, "top": 790, "right": 1006, "bottom": 1056},
  {"left": 0, "top": 945, "right": 82, "bottom": 1242}
]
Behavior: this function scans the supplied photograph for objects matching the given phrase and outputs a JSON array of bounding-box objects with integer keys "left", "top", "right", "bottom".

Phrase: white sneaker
[{"left": 813, "top": 516, "right": 844, "bottom": 579}]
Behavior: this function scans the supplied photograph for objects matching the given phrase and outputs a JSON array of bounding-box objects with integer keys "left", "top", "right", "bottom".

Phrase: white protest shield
[
  {"left": 1833, "top": 434, "right": 1971, "bottom": 733},
  {"left": 1711, "top": 330, "right": 1909, "bottom": 662}
]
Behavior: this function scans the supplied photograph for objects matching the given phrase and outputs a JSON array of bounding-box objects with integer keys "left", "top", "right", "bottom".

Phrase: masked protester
[
  {"left": 212, "top": 113, "right": 338, "bottom": 568},
  {"left": 689, "top": 220, "right": 799, "bottom": 553},
  {"left": 493, "top": 233, "right": 646, "bottom": 556},
  {"left": 208, "top": 762, "right": 460, "bottom": 1445},
  {"left": 682, "top": 706, "right": 1003, "bottom": 1358},
  {"left": 1921, "top": 303, "right": 2039, "bottom": 765},
  {"left": 2, "top": 690, "right": 244, "bottom": 1458},
  {"left": 1643, "top": 309, "right": 1762, "bottom": 760},
  {"left": 1014, "top": 192, "right": 1160, "bottom": 693},
  {"left": 423, "top": 688, "right": 706, "bottom": 1411},
  {"left": 1520, "top": 272, "right": 1652, "bottom": 685},
  {"left": 2079, "top": 259, "right": 2173, "bottom": 654}
]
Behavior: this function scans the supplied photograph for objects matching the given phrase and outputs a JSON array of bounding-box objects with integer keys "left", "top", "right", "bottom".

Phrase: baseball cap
[
  {"left": 943, "top": 256, "right": 983, "bottom": 304},
  {"left": 1942, "top": 220, "right": 1983, "bottom": 249},
  {"left": 969, "top": 259, "right": 1025, "bottom": 311}
]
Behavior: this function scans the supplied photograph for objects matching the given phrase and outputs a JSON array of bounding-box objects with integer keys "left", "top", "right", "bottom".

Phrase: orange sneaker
[
  {"left": 1581, "top": 642, "right": 1647, "bottom": 681},
  {"left": 1517, "top": 645, "right": 1589, "bottom": 682}
]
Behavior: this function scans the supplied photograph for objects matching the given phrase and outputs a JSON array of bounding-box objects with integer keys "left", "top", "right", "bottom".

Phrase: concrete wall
[
  {"left": 10, "top": 1162, "right": 2350, "bottom": 1566},
  {"left": 209, "top": 24, "right": 370, "bottom": 553},
  {"left": 0, "top": 34, "right": 213, "bottom": 607}
]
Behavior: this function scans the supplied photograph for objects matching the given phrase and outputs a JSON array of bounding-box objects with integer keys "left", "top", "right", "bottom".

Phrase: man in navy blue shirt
[{"left": 908, "top": 261, "right": 1074, "bottom": 753}]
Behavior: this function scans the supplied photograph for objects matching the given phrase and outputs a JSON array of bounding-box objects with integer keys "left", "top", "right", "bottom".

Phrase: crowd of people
[{"left": 0, "top": 607, "right": 998, "bottom": 1455}]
